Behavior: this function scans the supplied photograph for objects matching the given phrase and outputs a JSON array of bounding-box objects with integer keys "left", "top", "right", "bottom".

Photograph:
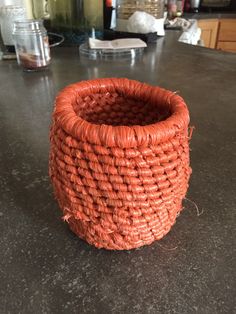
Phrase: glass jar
[
  {"left": 117, "top": 0, "right": 165, "bottom": 20},
  {"left": 12, "top": 19, "right": 50, "bottom": 71}
]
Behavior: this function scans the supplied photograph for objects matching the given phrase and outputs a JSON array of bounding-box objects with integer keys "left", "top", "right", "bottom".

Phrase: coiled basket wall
[{"left": 49, "top": 78, "right": 191, "bottom": 250}]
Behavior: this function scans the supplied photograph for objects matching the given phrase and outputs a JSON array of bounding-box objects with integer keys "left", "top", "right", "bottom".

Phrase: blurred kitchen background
[{"left": 0, "top": 0, "right": 236, "bottom": 52}]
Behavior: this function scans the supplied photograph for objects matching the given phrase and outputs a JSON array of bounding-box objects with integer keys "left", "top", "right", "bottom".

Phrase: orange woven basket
[{"left": 49, "top": 78, "right": 191, "bottom": 250}]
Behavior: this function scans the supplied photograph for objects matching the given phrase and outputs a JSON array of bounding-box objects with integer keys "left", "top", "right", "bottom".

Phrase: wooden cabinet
[
  {"left": 197, "top": 18, "right": 236, "bottom": 53},
  {"left": 197, "top": 19, "right": 219, "bottom": 49},
  {"left": 217, "top": 19, "right": 236, "bottom": 53},
  {"left": 217, "top": 41, "right": 236, "bottom": 52}
]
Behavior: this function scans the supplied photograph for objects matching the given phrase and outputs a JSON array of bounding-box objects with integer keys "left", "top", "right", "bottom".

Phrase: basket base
[{"left": 66, "top": 211, "right": 180, "bottom": 250}]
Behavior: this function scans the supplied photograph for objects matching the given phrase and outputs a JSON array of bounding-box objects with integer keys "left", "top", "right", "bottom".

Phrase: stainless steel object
[{"left": 190, "top": 0, "right": 200, "bottom": 11}]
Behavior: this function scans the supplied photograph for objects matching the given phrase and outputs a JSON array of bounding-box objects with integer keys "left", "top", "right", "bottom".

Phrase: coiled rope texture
[{"left": 49, "top": 78, "right": 191, "bottom": 250}]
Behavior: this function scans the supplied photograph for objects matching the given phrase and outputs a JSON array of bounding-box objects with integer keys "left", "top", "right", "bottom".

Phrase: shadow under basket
[{"left": 49, "top": 78, "right": 191, "bottom": 250}]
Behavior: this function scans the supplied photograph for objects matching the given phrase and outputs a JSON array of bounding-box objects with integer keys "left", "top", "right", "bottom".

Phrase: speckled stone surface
[{"left": 0, "top": 33, "right": 236, "bottom": 313}]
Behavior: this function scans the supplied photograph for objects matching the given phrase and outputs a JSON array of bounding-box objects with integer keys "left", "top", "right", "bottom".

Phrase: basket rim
[{"left": 54, "top": 78, "right": 189, "bottom": 148}]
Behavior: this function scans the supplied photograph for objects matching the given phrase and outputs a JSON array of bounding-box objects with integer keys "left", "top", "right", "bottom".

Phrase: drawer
[
  {"left": 217, "top": 41, "right": 236, "bottom": 53},
  {"left": 218, "top": 19, "right": 236, "bottom": 42}
]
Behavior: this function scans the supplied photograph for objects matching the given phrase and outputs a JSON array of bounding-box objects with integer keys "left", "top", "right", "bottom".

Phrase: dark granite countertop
[{"left": 0, "top": 34, "right": 236, "bottom": 314}]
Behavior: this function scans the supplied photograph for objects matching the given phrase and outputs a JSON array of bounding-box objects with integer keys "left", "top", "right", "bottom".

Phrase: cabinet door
[
  {"left": 218, "top": 19, "right": 236, "bottom": 42},
  {"left": 217, "top": 19, "right": 236, "bottom": 53},
  {"left": 197, "top": 19, "right": 219, "bottom": 49}
]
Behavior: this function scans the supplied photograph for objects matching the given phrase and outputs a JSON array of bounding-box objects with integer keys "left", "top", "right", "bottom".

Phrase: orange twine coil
[{"left": 49, "top": 78, "right": 191, "bottom": 250}]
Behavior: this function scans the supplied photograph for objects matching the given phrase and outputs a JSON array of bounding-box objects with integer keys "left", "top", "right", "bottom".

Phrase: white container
[{"left": 0, "top": 5, "right": 26, "bottom": 46}]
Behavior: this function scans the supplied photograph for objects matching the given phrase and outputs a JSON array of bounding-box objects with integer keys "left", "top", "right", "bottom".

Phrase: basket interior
[{"left": 74, "top": 92, "right": 170, "bottom": 126}]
